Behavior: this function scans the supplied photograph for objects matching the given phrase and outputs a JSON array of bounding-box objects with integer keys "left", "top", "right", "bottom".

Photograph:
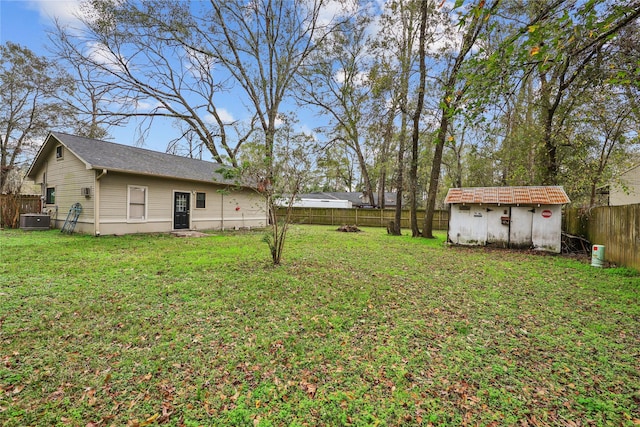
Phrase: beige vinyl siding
[
  {"left": 35, "top": 144, "right": 95, "bottom": 232},
  {"left": 99, "top": 173, "right": 172, "bottom": 234},
  {"left": 98, "top": 172, "right": 266, "bottom": 235},
  {"left": 610, "top": 165, "right": 640, "bottom": 206}
]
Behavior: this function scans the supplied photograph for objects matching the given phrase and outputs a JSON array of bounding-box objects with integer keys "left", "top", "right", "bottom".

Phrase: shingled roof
[
  {"left": 444, "top": 186, "right": 570, "bottom": 205},
  {"left": 28, "top": 132, "right": 249, "bottom": 188}
]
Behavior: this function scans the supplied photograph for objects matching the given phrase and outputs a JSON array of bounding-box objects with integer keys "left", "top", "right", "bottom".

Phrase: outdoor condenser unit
[{"left": 19, "top": 214, "right": 51, "bottom": 230}]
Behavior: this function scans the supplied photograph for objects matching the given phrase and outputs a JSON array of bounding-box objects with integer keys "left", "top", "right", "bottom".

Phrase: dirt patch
[
  {"left": 336, "top": 225, "right": 362, "bottom": 232},
  {"left": 171, "top": 231, "right": 209, "bottom": 238}
]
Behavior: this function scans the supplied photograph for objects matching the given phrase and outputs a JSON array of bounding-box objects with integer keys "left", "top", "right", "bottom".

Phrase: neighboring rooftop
[
  {"left": 298, "top": 191, "right": 397, "bottom": 207},
  {"left": 444, "top": 186, "right": 570, "bottom": 205},
  {"left": 28, "top": 132, "right": 249, "bottom": 187}
]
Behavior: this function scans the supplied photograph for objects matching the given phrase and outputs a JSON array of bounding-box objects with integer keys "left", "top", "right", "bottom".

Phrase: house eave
[{"left": 89, "top": 165, "right": 256, "bottom": 190}]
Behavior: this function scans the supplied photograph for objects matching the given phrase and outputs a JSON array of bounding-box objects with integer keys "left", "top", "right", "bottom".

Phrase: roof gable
[
  {"left": 28, "top": 132, "right": 250, "bottom": 188},
  {"left": 445, "top": 186, "right": 570, "bottom": 205}
]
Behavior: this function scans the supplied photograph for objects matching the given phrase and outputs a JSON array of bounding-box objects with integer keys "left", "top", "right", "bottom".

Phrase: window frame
[
  {"left": 45, "top": 187, "right": 56, "bottom": 204},
  {"left": 127, "top": 185, "right": 148, "bottom": 222},
  {"left": 55, "top": 145, "right": 64, "bottom": 159},
  {"left": 195, "top": 192, "right": 206, "bottom": 209}
]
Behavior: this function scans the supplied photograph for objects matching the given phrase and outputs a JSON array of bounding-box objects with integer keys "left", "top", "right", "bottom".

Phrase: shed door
[
  {"left": 486, "top": 208, "right": 509, "bottom": 248},
  {"left": 174, "top": 192, "right": 190, "bottom": 229},
  {"left": 509, "top": 207, "right": 534, "bottom": 249}
]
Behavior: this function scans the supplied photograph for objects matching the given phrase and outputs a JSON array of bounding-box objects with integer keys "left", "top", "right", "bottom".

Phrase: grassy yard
[{"left": 0, "top": 226, "right": 638, "bottom": 426}]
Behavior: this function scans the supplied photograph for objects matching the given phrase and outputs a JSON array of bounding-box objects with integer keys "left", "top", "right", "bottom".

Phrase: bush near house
[{"left": 1, "top": 226, "right": 638, "bottom": 426}]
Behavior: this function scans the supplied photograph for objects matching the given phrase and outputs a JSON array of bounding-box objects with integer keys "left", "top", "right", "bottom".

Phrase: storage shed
[{"left": 444, "top": 186, "right": 571, "bottom": 253}]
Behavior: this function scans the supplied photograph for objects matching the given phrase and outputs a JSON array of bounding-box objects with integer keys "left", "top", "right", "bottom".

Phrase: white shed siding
[
  {"left": 448, "top": 204, "right": 488, "bottom": 245},
  {"left": 486, "top": 207, "right": 509, "bottom": 247},
  {"left": 448, "top": 203, "right": 563, "bottom": 253},
  {"left": 531, "top": 205, "right": 563, "bottom": 252},
  {"left": 509, "top": 207, "right": 534, "bottom": 248}
]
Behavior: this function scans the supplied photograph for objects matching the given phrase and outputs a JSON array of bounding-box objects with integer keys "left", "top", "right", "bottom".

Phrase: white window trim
[
  {"left": 127, "top": 185, "right": 148, "bottom": 222},
  {"left": 55, "top": 145, "right": 64, "bottom": 160}
]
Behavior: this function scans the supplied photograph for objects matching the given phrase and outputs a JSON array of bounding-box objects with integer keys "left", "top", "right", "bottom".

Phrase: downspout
[
  {"left": 95, "top": 169, "right": 107, "bottom": 236},
  {"left": 221, "top": 192, "right": 224, "bottom": 230}
]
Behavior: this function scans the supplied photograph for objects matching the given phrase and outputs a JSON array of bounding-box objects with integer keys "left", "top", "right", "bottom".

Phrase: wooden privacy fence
[
  {"left": 564, "top": 204, "right": 640, "bottom": 271},
  {"left": 0, "top": 194, "right": 41, "bottom": 228},
  {"left": 276, "top": 207, "right": 449, "bottom": 230}
]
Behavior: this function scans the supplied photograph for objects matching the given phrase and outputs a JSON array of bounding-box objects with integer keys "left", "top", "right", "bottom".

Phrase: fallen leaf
[{"left": 139, "top": 413, "right": 159, "bottom": 427}]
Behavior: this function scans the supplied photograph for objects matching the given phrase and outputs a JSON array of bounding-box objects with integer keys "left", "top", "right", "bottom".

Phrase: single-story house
[
  {"left": 607, "top": 163, "right": 640, "bottom": 206},
  {"left": 26, "top": 132, "right": 267, "bottom": 235},
  {"left": 296, "top": 191, "right": 398, "bottom": 208},
  {"left": 444, "top": 186, "right": 571, "bottom": 253}
]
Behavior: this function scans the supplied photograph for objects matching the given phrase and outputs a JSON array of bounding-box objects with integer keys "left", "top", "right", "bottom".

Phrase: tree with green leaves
[
  {"left": 0, "top": 42, "right": 75, "bottom": 193},
  {"left": 370, "top": 0, "right": 423, "bottom": 234},
  {"left": 486, "top": 0, "right": 640, "bottom": 185},
  {"left": 422, "top": 0, "right": 501, "bottom": 238}
]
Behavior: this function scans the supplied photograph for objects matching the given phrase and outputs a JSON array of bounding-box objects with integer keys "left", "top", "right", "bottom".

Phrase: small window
[
  {"left": 196, "top": 192, "right": 206, "bottom": 209},
  {"left": 46, "top": 187, "right": 55, "bottom": 204},
  {"left": 128, "top": 185, "right": 147, "bottom": 221},
  {"left": 56, "top": 146, "right": 63, "bottom": 159}
]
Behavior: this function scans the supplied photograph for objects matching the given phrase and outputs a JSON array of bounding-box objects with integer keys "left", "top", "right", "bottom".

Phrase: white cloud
[
  {"left": 333, "top": 69, "right": 368, "bottom": 87},
  {"left": 204, "top": 108, "right": 235, "bottom": 125},
  {"left": 316, "top": 0, "right": 359, "bottom": 27},
  {"left": 85, "top": 41, "right": 127, "bottom": 72},
  {"left": 26, "top": 0, "right": 83, "bottom": 25},
  {"left": 135, "top": 99, "right": 165, "bottom": 112}
]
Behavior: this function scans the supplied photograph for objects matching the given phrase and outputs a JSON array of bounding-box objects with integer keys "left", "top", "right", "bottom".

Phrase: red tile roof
[{"left": 444, "top": 186, "right": 570, "bottom": 205}]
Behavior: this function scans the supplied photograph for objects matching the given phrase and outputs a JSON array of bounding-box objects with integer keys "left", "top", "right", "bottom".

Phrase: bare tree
[
  {"left": 0, "top": 42, "right": 75, "bottom": 192},
  {"left": 200, "top": 0, "right": 348, "bottom": 264},
  {"left": 56, "top": 0, "right": 346, "bottom": 264},
  {"left": 297, "top": 12, "right": 377, "bottom": 207},
  {"left": 52, "top": 0, "right": 255, "bottom": 164}
]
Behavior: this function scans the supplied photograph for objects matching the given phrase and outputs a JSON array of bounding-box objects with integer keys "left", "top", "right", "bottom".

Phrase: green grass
[{"left": 1, "top": 226, "right": 639, "bottom": 426}]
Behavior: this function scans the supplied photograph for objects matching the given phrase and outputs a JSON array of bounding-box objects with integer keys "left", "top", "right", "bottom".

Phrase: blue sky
[
  {"left": 1, "top": 1, "right": 61, "bottom": 53},
  {"left": 0, "top": 0, "right": 269, "bottom": 159},
  {"left": 1, "top": 0, "right": 331, "bottom": 161}
]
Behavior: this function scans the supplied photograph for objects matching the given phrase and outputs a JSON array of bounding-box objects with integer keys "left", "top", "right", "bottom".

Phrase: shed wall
[
  {"left": 531, "top": 205, "right": 562, "bottom": 252},
  {"left": 448, "top": 203, "right": 563, "bottom": 253},
  {"left": 448, "top": 204, "right": 488, "bottom": 245}
]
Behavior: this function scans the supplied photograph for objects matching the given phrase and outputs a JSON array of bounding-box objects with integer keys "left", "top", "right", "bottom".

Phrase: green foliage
[
  {"left": 0, "top": 42, "right": 75, "bottom": 191},
  {"left": 1, "top": 227, "right": 639, "bottom": 426}
]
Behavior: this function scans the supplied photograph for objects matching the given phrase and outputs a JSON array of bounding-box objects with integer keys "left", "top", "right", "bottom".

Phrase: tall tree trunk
[
  {"left": 409, "top": 0, "right": 429, "bottom": 237},
  {"left": 377, "top": 115, "right": 394, "bottom": 210},
  {"left": 422, "top": 110, "right": 449, "bottom": 238},
  {"left": 422, "top": 0, "right": 500, "bottom": 238},
  {"left": 392, "top": 113, "right": 408, "bottom": 235}
]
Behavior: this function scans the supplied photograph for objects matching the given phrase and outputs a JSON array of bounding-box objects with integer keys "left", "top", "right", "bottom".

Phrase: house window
[
  {"left": 46, "top": 187, "right": 55, "bottom": 204},
  {"left": 128, "top": 185, "right": 147, "bottom": 221},
  {"left": 56, "top": 146, "right": 63, "bottom": 159},
  {"left": 196, "top": 192, "right": 206, "bottom": 209}
]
